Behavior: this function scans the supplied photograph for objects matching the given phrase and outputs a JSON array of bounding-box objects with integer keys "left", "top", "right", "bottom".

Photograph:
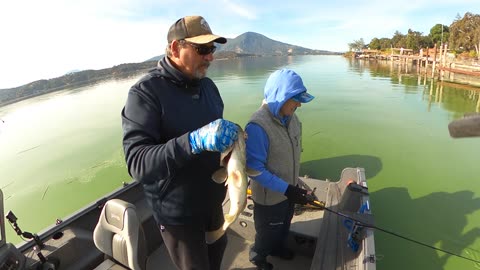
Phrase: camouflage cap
[{"left": 167, "top": 16, "right": 227, "bottom": 44}]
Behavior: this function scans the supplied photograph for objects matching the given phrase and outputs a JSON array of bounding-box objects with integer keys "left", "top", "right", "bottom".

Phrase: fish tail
[
  {"left": 224, "top": 214, "right": 235, "bottom": 225},
  {"left": 205, "top": 227, "right": 226, "bottom": 244}
]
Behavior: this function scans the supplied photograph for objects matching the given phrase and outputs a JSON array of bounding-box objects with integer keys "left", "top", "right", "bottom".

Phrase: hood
[{"left": 264, "top": 69, "right": 307, "bottom": 119}]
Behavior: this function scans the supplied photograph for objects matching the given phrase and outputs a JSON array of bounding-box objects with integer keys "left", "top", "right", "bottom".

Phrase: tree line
[{"left": 348, "top": 12, "right": 480, "bottom": 57}]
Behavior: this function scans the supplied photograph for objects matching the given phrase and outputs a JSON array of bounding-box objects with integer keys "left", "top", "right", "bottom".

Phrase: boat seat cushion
[{"left": 94, "top": 199, "right": 148, "bottom": 270}]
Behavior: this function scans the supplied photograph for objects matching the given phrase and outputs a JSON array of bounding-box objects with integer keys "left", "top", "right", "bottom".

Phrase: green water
[{"left": 1, "top": 56, "right": 479, "bottom": 269}]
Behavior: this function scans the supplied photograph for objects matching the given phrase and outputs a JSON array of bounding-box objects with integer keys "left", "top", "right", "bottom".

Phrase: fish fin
[
  {"left": 205, "top": 227, "right": 225, "bottom": 244},
  {"left": 246, "top": 167, "right": 261, "bottom": 177},
  {"left": 212, "top": 168, "right": 228, "bottom": 184}
]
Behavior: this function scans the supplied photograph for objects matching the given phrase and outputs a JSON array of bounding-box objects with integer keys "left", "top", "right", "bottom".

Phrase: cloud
[{"left": 222, "top": 0, "right": 257, "bottom": 20}]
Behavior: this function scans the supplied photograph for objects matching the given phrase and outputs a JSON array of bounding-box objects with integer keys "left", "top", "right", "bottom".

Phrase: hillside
[
  {"left": 148, "top": 32, "right": 340, "bottom": 61},
  {"left": 0, "top": 31, "right": 341, "bottom": 106},
  {"left": 218, "top": 32, "right": 336, "bottom": 56},
  {"left": 0, "top": 61, "right": 157, "bottom": 107}
]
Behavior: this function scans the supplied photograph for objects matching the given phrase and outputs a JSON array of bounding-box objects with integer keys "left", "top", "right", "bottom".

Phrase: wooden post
[
  {"left": 431, "top": 44, "right": 437, "bottom": 78},
  {"left": 416, "top": 49, "right": 420, "bottom": 71},
  {"left": 439, "top": 44, "right": 443, "bottom": 80},
  {"left": 443, "top": 44, "right": 449, "bottom": 80},
  {"left": 390, "top": 45, "right": 393, "bottom": 64},
  {"left": 443, "top": 44, "right": 448, "bottom": 75},
  {"left": 425, "top": 55, "right": 429, "bottom": 75}
]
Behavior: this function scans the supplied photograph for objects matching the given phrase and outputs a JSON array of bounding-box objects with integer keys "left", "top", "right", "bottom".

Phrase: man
[
  {"left": 245, "top": 69, "right": 314, "bottom": 270},
  {"left": 121, "top": 16, "right": 238, "bottom": 270}
]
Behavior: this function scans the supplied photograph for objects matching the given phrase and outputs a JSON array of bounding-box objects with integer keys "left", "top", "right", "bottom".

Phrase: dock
[{"left": 355, "top": 45, "right": 480, "bottom": 87}]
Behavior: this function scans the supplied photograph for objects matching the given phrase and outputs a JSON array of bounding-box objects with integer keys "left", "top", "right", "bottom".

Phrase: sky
[{"left": 0, "top": 0, "right": 479, "bottom": 89}]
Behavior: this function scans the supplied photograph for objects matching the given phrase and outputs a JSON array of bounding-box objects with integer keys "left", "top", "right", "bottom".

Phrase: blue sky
[{"left": 0, "top": 0, "right": 478, "bottom": 89}]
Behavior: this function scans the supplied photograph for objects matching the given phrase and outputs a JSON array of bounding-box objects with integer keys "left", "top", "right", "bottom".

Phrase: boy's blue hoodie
[{"left": 245, "top": 69, "right": 307, "bottom": 193}]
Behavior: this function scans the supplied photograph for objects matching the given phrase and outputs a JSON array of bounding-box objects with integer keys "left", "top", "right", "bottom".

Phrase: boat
[{"left": 0, "top": 167, "right": 376, "bottom": 270}]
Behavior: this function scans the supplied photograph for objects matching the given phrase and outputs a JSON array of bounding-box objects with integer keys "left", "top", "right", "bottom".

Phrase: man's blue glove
[{"left": 189, "top": 119, "right": 239, "bottom": 154}]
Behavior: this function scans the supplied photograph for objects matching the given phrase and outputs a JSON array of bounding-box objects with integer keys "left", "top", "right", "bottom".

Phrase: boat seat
[{"left": 93, "top": 199, "right": 148, "bottom": 270}]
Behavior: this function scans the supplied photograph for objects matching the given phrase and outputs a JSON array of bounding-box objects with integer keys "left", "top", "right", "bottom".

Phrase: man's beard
[{"left": 193, "top": 62, "right": 210, "bottom": 79}]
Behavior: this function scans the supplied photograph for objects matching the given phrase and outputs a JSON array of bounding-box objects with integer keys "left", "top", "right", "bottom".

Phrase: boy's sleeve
[{"left": 245, "top": 123, "right": 288, "bottom": 193}]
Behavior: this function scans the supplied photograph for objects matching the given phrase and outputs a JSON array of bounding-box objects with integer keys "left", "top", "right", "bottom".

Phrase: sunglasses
[{"left": 186, "top": 42, "right": 217, "bottom": 55}]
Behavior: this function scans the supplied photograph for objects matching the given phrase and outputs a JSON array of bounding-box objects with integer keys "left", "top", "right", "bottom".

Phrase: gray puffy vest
[{"left": 248, "top": 104, "right": 302, "bottom": 205}]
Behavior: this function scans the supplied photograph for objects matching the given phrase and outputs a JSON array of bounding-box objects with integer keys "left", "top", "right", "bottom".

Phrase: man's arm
[{"left": 121, "top": 85, "right": 193, "bottom": 185}]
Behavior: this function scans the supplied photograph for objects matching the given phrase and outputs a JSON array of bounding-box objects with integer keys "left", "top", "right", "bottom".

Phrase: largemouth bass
[{"left": 206, "top": 127, "right": 259, "bottom": 244}]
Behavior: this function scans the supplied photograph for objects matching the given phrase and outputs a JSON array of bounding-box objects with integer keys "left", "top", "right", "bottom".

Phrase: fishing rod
[{"left": 307, "top": 199, "right": 480, "bottom": 264}]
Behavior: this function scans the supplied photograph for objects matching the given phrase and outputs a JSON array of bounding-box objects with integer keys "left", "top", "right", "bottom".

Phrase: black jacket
[{"left": 121, "top": 57, "right": 226, "bottom": 225}]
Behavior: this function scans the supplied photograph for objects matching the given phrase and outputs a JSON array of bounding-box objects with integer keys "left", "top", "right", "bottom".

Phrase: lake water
[{"left": 1, "top": 55, "right": 479, "bottom": 270}]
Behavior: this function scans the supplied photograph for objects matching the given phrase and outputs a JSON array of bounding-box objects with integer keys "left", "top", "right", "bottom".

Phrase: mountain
[
  {"left": 218, "top": 32, "right": 336, "bottom": 55},
  {"left": 0, "top": 61, "right": 156, "bottom": 107},
  {"left": 148, "top": 32, "right": 340, "bottom": 61},
  {"left": 145, "top": 54, "right": 164, "bottom": 62},
  {"left": 0, "top": 31, "right": 341, "bottom": 106}
]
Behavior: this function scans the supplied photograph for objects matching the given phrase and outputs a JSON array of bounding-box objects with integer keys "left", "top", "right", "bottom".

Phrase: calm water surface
[{"left": 1, "top": 56, "right": 479, "bottom": 270}]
